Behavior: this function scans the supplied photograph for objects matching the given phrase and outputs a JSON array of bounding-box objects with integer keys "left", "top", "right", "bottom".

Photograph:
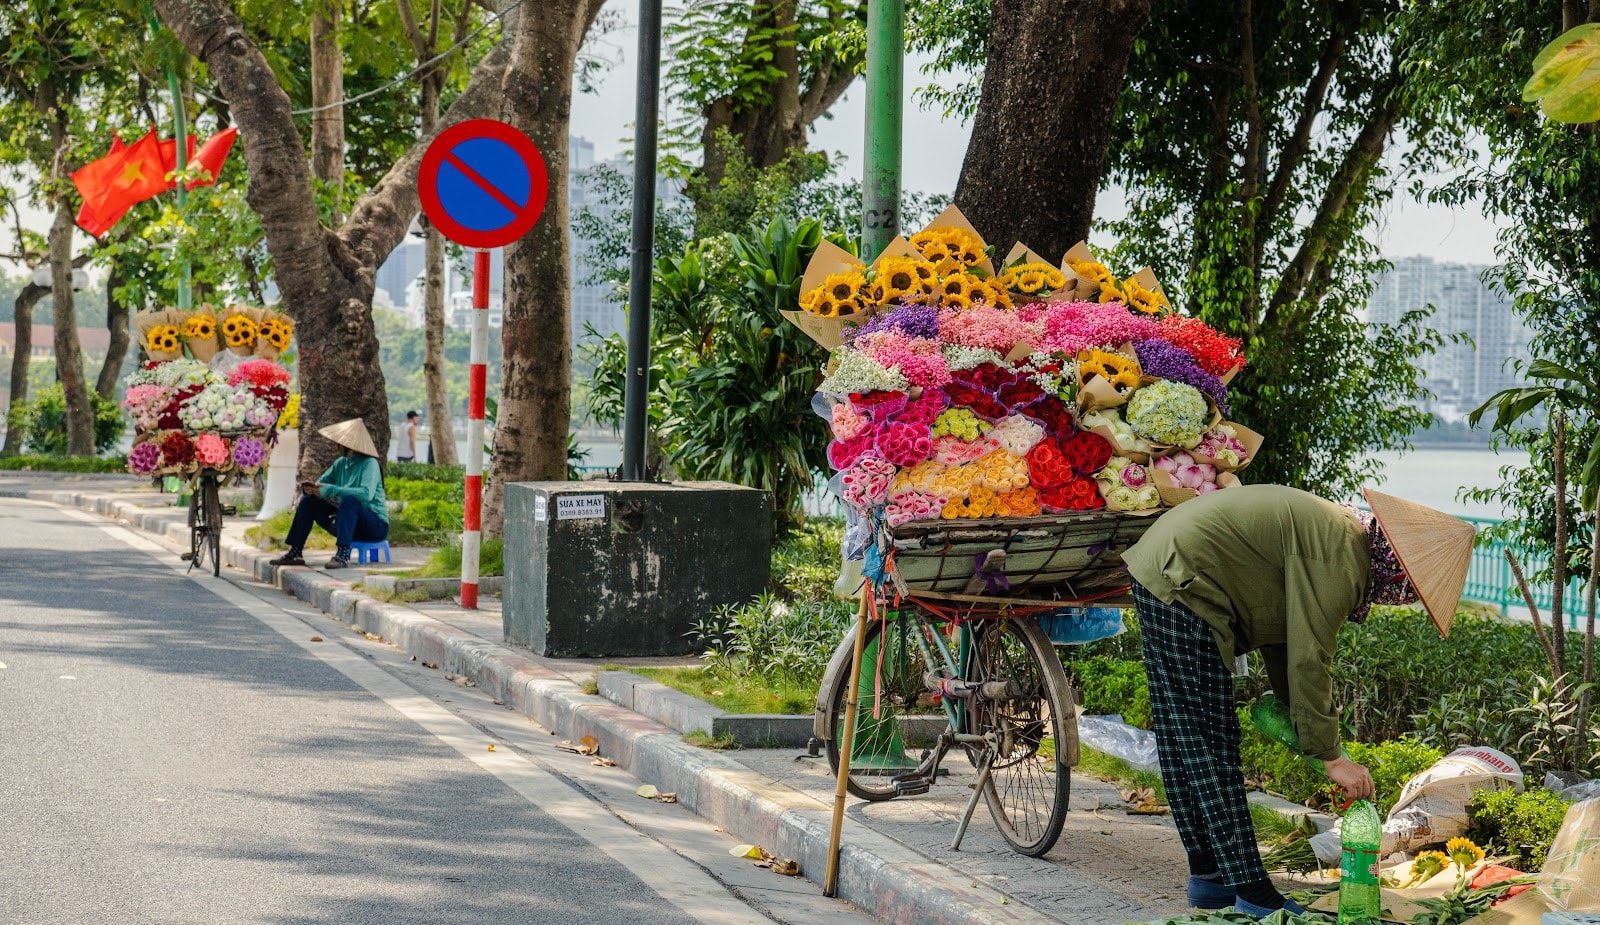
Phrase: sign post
[{"left": 418, "top": 118, "right": 548, "bottom": 609}]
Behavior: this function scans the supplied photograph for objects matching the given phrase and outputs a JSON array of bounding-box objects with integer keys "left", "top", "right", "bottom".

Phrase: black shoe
[
  {"left": 325, "top": 551, "right": 350, "bottom": 570},
  {"left": 270, "top": 551, "right": 306, "bottom": 567}
]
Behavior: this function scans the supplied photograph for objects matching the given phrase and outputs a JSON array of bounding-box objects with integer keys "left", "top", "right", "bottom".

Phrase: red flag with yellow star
[{"left": 71, "top": 130, "right": 169, "bottom": 237}]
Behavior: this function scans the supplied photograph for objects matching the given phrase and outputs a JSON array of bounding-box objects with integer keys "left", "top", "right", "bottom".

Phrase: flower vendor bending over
[
  {"left": 269, "top": 419, "right": 389, "bottom": 570},
  {"left": 1120, "top": 484, "right": 1473, "bottom": 918}
]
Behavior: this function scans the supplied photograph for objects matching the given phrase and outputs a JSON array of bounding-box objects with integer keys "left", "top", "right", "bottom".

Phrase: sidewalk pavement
[{"left": 5, "top": 473, "right": 1313, "bottom": 925}]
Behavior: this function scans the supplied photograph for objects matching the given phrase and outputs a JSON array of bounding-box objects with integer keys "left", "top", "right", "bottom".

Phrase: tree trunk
[
  {"left": 1, "top": 282, "right": 45, "bottom": 456},
  {"left": 311, "top": 2, "right": 345, "bottom": 223},
  {"left": 421, "top": 221, "right": 459, "bottom": 465},
  {"left": 416, "top": 72, "right": 458, "bottom": 466},
  {"left": 953, "top": 0, "right": 1153, "bottom": 260},
  {"left": 153, "top": 0, "right": 512, "bottom": 482},
  {"left": 482, "top": 0, "right": 605, "bottom": 537},
  {"left": 96, "top": 263, "right": 130, "bottom": 399},
  {"left": 49, "top": 196, "right": 94, "bottom": 456}
]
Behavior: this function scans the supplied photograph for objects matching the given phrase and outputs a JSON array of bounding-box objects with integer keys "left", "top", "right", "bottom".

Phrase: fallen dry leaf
[
  {"left": 492, "top": 700, "right": 504, "bottom": 706},
  {"left": 555, "top": 736, "right": 601, "bottom": 756},
  {"left": 636, "top": 785, "right": 659, "bottom": 799},
  {"left": 422, "top": 661, "right": 438, "bottom": 670},
  {"left": 487, "top": 744, "right": 496, "bottom": 752},
  {"left": 445, "top": 675, "right": 477, "bottom": 687},
  {"left": 591, "top": 757, "right": 617, "bottom": 767},
  {"left": 410, "top": 655, "right": 418, "bottom": 661},
  {"left": 767, "top": 859, "right": 799, "bottom": 876},
  {"left": 309, "top": 637, "right": 323, "bottom": 643},
  {"left": 352, "top": 626, "right": 364, "bottom": 634},
  {"left": 653, "top": 792, "right": 678, "bottom": 804},
  {"left": 363, "top": 632, "right": 381, "bottom": 641}
]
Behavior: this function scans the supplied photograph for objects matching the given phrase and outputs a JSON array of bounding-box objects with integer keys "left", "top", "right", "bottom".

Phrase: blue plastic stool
[{"left": 350, "top": 540, "right": 391, "bottom": 564}]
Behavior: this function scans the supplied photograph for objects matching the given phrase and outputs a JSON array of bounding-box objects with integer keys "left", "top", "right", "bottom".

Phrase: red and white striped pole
[{"left": 461, "top": 248, "right": 490, "bottom": 609}]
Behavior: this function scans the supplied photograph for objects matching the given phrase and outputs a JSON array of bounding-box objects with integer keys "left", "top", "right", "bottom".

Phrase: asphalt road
[{"left": 0, "top": 498, "right": 867, "bottom": 925}]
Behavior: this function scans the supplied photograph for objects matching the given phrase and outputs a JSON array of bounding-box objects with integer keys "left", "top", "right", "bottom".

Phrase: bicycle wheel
[
  {"left": 820, "top": 611, "right": 946, "bottom": 801},
  {"left": 963, "top": 617, "right": 1073, "bottom": 857},
  {"left": 202, "top": 476, "right": 222, "bottom": 577},
  {"left": 186, "top": 486, "right": 203, "bottom": 568}
]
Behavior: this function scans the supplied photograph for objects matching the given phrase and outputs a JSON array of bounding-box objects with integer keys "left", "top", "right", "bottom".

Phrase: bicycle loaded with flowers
[
  {"left": 123, "top": 304, "right": 296, "bottom": 482},
  {"left": 790, "top": 206, "right": 1266, "bottom": 597}
]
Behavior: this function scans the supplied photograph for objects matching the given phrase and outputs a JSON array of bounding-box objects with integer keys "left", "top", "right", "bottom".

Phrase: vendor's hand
[
  {"left": 301, "top": 481, "right": 320, "bottom": 497},
  {"left": 1324, "top": 756, "right": 1375, "bottom": 802}
]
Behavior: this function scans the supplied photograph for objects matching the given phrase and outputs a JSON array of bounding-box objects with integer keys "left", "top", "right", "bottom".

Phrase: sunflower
[
  {"left": 955, "top": 238, "right": 985, "bottom": 266},
  {"left": 180, "top": 315, "right": 216, "bottom": 340},
  {"left": 1445, "top": 837, "right": 1485, "bottom": 871},
  {"left": 259, "top": 316, "right": 294, "bottom": 350},
  {"left": 810, "top": 294, "right": 840, "bottom": 318},
  {"left": 910, "top": 228, "right": 955, "bottom": 263},
  {"left": 1068, "top": 258, "right": 1115, "bottom": 285},
  {"left": 1014, "top": 269, "right": 1047, "bottom": 294},
  {"left": 910, "top": 261, "right": 938, "bottom": 294},
  {"left": 821, "top": 271, "right": 868, "bottom": 303},
  {"left": 221, "top": 315, "right": 258, "bottom": 349},
  {"left": 981, "top": 279, "right": 1013, "bottom": 309},
  {"left": 145, "top": 324, "right": 180, "bottom": 354},
  {"left": 870, "top": 257, "right": 924, "bottom": 305},
  {"left": 937, "top": 273, "right": 978, "bottom": 306},
  {"left": 1097, "top": 280, "right": 1127, "bottom": 304},
  {"left": 834, "top": 296, "right": 864, "bottom": 317},
  {"left": 1404, "top": 851, "right": 1450, "bottom": 887},
  {"left": 798, "top": 286, "right": 825, "bottom": 312},
  {"left": 1123, "top": 278, "right": 1167, "bottom": 314},
  {"left": 1081, "top": 348, "right": 1140, "bottom": 391}
]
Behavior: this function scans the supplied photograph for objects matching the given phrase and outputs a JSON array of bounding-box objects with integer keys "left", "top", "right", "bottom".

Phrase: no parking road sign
[{"left": 418, "top": 119, "right": 549, "bottom": 249}]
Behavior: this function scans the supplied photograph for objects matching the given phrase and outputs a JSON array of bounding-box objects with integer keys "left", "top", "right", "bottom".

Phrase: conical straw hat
[
  {"left": 1363, "top": 487, "right": 1476, "bottom": 637},
  {"left": 318, "top": 418, "right": 379, "bottom": 458}
]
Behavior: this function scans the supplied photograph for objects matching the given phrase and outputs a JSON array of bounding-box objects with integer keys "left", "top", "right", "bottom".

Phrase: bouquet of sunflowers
[{"left": 791, "top": 206, "right": 1263, "bottom": 527}]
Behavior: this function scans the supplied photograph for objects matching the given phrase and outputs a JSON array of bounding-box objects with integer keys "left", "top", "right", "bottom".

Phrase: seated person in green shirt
[
  {"left": 269, "top": 418, "right": 389, "bottom": 570},
  {"left": 1120, "top": 484, "right": 1474, "bottom": 918}
]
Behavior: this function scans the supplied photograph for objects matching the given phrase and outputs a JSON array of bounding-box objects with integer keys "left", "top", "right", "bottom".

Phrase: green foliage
[
  {"left": 770, "top": 517, "right": 843, "bottom": 600},
  {"left": 1077, "top": 746, "right": 1167, "bottom": 804},
  {"left": 589, "top": 218, "right": 843, "bottom": 533},
  {"left": 13, "top": 384, "right": 124, "bottom": 455},
  {"left": 1522, "top": 23, "right": 1600, "bottom": 123},
  {"left": 1240, "top": 714, "right": 1442, "bottom": 816},
  {"left": 375, "top": 308, "right": 502, "bottom": 425},
  {"left": 405, "top": 538, "right": 505, "bottom": 579},
  {"left": 1103, "top": 0, "right": 1451, "bottom": 498},
  {"left": 1067, "top": 658, "right": 1152, "bottom": 730},
  {"left": 0, "top": 454, "right": 126, "bottom": 472},
  {"left": 689, "top": 592, "right": 854, "bottom": 690},
  {"left": 1468, "top": 787, "right": 1570, "bottom": 871},
  {"left": 383, "top": 478, "right": 462, "bottom": 503},
  {"left": 637, "top": 665, "right": 818, "bottom": 717},
  {"left": 387, "top": 462, "right": 465, "bottom": 483},
  {"left": 398, "top": 499, "right": 463, "bottom": 532}
]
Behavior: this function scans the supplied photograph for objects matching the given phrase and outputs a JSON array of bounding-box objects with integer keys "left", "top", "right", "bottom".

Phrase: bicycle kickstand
[{"left": 950, "top": 750, "right": 994, "bottom": 851}]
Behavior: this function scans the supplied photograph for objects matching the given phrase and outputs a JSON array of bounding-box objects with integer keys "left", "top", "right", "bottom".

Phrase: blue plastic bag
[{"left": 1040, "top": 607, "right": 1125, "bottom": 646}]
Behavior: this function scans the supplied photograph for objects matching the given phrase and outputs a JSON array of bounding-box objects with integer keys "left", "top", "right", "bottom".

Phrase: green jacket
[
  {"left": 1122, "top": 484, "right": 1368, "bottom": 761},
  {"left": 317, "top": 455, "right": 388, "bottom": 522}
]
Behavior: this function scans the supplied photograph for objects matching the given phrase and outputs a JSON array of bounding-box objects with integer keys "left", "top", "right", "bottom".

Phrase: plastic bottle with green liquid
[{"left": 1337, "top": 800, "right": 1383, "bottom": 923}]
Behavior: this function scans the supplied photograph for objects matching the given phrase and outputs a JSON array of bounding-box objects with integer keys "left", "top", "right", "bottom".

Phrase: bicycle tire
[
  {"left": 187, "top": 485, "right": 204, "bottom": 569},
  {"left": 963, "top": 617, "right": 1073, "bottom": 857},
  {"left": 203, "top": 476, "right": 222, "bottom": 577},
  {"left": 820, "top": 612, "right": 945, "bottom": 801}
]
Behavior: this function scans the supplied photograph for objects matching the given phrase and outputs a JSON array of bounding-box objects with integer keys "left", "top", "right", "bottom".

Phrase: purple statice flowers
[
  {"left": 1134, "top": 339, "right": 1230, "bottom": 415},
  {"left": 848, "top": 303, "right": 941, "bottom": 342}
]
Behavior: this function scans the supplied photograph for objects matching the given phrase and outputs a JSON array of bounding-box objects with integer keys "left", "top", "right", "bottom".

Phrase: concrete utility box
[{"left": 503, "top": 481, "right": 772, "bottom": 657}]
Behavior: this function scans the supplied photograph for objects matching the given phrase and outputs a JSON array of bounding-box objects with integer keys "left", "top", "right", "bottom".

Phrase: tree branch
[
  {"left": 396, "top": 0, "right": 433, "bottom": 61},
  {"left": 1265, "top": 66, "right": 1403, "bottom": 325},
  {"left": 1258, "top": 4, "right": 1350, "bottom": 237}
]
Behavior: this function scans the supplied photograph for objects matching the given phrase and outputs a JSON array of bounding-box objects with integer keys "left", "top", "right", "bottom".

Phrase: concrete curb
[
  {"left": 30, "top": 487, "right": 1057, "bottom": 925},
  {"left": 363, "top": 574, "right": 504, "bottom": 599},
  {"left": 596, "top": 670, "right": 818, "bottom": 748}
]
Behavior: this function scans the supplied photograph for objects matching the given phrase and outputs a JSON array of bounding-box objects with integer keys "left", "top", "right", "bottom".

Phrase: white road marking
[{"left": 61, "top": 501, "right": 769, "bottom": 925}]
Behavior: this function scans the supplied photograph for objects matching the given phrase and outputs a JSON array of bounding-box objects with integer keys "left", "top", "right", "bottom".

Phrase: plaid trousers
[{"left": 1133, "top": 580, "right": 1269, "bottom": 886}]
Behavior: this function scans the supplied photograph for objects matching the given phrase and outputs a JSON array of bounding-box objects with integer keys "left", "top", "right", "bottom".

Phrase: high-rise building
[{"left": 1367, "top": 256, "right": 1532, "bottom": 420}]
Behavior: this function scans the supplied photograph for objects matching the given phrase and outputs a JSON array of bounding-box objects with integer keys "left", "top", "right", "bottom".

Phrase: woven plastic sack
[{"left": 1539, "top": 797, "right": 1600, "bottom": 911}]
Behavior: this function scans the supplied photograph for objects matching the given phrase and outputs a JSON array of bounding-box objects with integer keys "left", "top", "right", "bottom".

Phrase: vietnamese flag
[
  {"left": 75, "top": 134, "right": 127, "bottom": 237},
  {"left": 71, "top": 130, "right": 169, "bottom": 238},
  {"left": 186, "top": 127, "right": 237, "bottom": 190}
]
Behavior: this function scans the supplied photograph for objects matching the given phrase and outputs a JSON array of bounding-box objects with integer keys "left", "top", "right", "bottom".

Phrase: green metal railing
[{"left": 1460, "top": 515, "right": 1593, "bottom": 628}]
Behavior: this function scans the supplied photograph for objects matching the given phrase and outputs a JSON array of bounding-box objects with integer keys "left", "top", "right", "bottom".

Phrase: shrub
[
  {"left": 13, "top": 385, "right": 125, "bottom": 455},
  {"left": 1238, "top": 710, "right": 1443, "bottom": 815},
  {"left": 399, "top": 499, "right": 463, "bottom": 532},
  {"left": 1467, "top": 787, "right": 1570, "bottom": 871},
  {"left": 689, "top": 592, "right": 854, "bottom": 689},
  {"left": 1068, "top": 658, "right": 1152, "bottom": 729},
  {"left": 770, "top": 518, "right": 843, "bottom": 601},
  {"left": 0, "top": 454, "right": 127, "bottom": 472},
  {"left": 386, "top": 462, "right": 464, "bottom": 483},
  {"left": 407, "top": 538, "right": 505, "bottom": 578},
  {"left": 384, "top": 478, "right": 462, "bottom": 503}
]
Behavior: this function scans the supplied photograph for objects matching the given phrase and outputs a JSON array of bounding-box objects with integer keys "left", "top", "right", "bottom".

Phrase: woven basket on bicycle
[{"left": 883, "top": 509, "right": 1161, "bottom": 605}]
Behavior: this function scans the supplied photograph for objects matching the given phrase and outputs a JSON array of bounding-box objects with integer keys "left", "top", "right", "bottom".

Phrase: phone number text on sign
[{"left": 556, "top": 495, "right": 607, "bottom": 521}]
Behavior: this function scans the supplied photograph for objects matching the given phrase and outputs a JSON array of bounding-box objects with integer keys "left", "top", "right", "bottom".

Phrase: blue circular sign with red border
[{"left": 418, "top": 119, "right": 548, "bottom": 249}]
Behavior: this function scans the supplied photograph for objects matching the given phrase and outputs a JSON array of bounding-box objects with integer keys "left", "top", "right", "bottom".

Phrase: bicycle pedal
[
  {"left": 180, "top": 552, "right": 194, "bottom": 561},
  {"left": 891, "top": 773, "right": 930, "bottom": 795}
]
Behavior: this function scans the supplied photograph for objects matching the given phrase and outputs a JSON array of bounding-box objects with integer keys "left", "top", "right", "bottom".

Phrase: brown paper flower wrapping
[
  {"left": 180, "top": 305, "right": 222, "bottom": 363},
  {"left": 1189, "top": 421, "right": 1265, "bottom": 472},
  {"left": 254, "top": 310, "right": 294, "bottom": 361},
  {"left": 134, "top": 309, "right": 185, "bottom": 362}
]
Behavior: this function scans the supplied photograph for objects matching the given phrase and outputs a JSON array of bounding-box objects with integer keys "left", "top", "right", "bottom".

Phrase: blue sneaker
[
  {"left": 1188, "top": 876, "right": 1236, "bottom": 910},
  {"left": 1234, "top": 897, "right": 1308, "bottom": 919}
]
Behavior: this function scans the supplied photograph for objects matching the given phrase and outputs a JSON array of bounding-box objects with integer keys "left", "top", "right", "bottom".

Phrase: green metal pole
[
  {"left": 149, "top": 8, "right": 192, "bottom": 309},
  {"left": 861, "top": 0, "right": 904, "bottom": 263}
]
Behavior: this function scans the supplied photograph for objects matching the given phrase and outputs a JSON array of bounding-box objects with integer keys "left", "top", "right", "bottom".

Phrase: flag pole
[{"left": 148, "top": 5, "right": 192, "bottom": 310}]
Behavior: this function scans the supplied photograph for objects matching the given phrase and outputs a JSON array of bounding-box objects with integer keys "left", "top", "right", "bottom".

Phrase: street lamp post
[{"left": 620, "top": 0, "right": 663, "bottom": 482}]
